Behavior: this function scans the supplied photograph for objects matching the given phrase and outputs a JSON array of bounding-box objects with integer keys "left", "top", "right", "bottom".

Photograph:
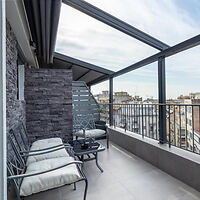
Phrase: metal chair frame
[
  {"left": 73, "top": 114, "right": 109, "bottom": 148},
  {"left": 9, "top": 122, "right": 73, "bottom": 160},
  {"left": 7, "top": 134, "right": 88, "bottom": 200}
]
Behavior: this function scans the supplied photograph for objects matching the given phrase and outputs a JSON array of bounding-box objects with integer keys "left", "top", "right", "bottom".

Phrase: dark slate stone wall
[
  {"left": 24, "top": 68, "right": 73, "bottom": 142},
  {"left": 6, "top": 21, "right": 25, "bottom": 131},
  {"left": 6, "top": 21, "right": 26, "bottom": 195}
]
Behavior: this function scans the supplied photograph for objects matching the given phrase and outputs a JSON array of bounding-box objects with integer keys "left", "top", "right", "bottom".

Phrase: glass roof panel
[
  {"left": 85, "top": 0, "right": 200, "bottom": 46},
  {"left": 55, "top": 4, "right": 158, "bottom": 72}
]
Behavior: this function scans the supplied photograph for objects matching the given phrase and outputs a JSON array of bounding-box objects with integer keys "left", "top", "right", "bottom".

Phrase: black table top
[{"left": 70, "top": 139, "right": 105, "bottom": 156}]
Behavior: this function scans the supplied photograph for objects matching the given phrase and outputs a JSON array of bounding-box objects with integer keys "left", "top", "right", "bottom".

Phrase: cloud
[{"left": 56, "top": 0, "right": 200, "bottom": 99}]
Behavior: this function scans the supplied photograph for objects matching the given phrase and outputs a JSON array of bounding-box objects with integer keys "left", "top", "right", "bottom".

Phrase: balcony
[
  {"left": 8, "top": 140, "right": 200, "bottom": 200},
  {"left": 2, "top": 1, "right": 200, "bottom": 200}
]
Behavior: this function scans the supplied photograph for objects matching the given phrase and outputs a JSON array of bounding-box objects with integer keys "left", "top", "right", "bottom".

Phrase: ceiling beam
[
  {"left": 6, "top": 0, "right": 38, "bottom": 67},
  {"left": 113, "top": 34, "right": 200, "bottom": 78},
  {"left": 62, "top": 0, "right": 170, "bottom": 50},
  {"left": 54, "top": 52, "right": 114, "bottom": 75}
]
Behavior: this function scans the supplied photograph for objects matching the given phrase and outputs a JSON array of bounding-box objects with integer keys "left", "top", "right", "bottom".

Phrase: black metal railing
[{"left": 99, "top": 103, "right": 200, "bottom": 154}]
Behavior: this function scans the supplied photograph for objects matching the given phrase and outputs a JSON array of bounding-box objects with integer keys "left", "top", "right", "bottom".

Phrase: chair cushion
[
  {"left": 26, "top": 139, "right": 70, "bottom": 165},
  {"left": 31, "top": 137, "right": 63, "bottom": 149},
  {"left": 75, "top": 129, "right": 106, "bottom": 138},
  {"left": 20, "top": 157, "right": 82, "bottom": 196}
]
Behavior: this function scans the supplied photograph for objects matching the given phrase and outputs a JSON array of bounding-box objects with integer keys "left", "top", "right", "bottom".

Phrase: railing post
[
  {"left": 0, "top": 1, "right": 7, "bottom": 200},
  {"left": 109, "top": 77, "right": 113, "bottom": 126},
  {"left": 158, "top": 57, "right": 167, "bottom": 144}
]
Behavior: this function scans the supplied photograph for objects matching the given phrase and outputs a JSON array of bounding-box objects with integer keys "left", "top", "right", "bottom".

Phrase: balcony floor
[{"left": 17, "top": 141, "right": 200, "bottom": 200}]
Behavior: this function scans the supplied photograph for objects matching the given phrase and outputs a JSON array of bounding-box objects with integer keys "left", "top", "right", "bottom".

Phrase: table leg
[
  {"left": 95, "top": 152, "right": 103, "bottom": 173},
  {"left": 80, "top": 155, "right": 84, "bottom": 170},
  {"left": 73, "top": 183, "right": 76, "bottom": 190}
]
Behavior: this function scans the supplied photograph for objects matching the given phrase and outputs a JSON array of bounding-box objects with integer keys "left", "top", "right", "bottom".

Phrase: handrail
[
  {"left": 99, "top": 103, "right": 200, "bottom": 155},
  {"left": 99, "top": 103, "right": 200, "bottom": 106}
]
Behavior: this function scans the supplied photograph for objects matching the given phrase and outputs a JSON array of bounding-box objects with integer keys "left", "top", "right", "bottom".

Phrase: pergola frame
[
  {"left": 63, "top": 0, "right": 170, "bottom": 50},
  {"left": 62, "top": 0, "right": 200, "bottom": 143},
  {"left": 54, "top": 52, "right": 114, "bottom": 75}
]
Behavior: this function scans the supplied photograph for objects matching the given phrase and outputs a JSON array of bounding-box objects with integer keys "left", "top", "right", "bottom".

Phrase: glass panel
[
  {"left": 91, "top": 81, "right": 109, "bottom": 98},
  {"left": 166, "top": 46, "right": 200, "bottom": 100},
  {"left": 113, "top": 63, "right": 158, "bottom": 101},
  {"left": 86, "top": 0, "right": 200, "bottom": 46},
  {"left": 91, "top": 63, "right": 158, "bottom": 101},
  {"left": 56, "top": 4, "right": 158, "bottom": 71}
]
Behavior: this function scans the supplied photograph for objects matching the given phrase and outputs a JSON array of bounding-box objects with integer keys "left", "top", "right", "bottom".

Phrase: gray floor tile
[{"left": 8, "top": 141, "right": 200, "bottom": 200}]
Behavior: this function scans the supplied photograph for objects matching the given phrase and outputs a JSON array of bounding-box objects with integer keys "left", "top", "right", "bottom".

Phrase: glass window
[{"left": 166, "top": 46, "right": 200, "bottom": 100}]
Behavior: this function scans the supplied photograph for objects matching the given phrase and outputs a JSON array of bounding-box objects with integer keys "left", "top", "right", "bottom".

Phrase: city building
[
  {"left": 96, "top": 90, "right": 134, "bottom": 104},
  {"left": 190, "top": 92, "right": 200, "bottom": 99},
  {"left": 168, "top": 95, "right": 200, "bottom": 153},
  {"left": 113, "top": 91, "right": 132, "bottom": 104}
]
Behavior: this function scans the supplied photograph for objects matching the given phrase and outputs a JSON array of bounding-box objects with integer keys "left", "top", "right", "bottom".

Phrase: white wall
[{"left": 0, "top": 1, "right": 7, "bottom": 200}]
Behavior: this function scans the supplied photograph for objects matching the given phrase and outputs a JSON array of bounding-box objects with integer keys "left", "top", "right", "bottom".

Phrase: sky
[{"left": 55, "top": 0, "right": 200, "bottom": 99}]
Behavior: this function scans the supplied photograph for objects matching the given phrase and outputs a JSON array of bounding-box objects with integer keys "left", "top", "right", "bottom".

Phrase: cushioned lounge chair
[
  {"left": 7, "top": 134, "right": 88, "bottom": 200},
  {"left": 10, "top": 122, "right": 73, "bottom": 165}
]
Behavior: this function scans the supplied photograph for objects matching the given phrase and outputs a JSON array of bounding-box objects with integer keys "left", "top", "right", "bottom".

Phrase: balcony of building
[
  {"left": 8, "top": 140, "right": 200, "bottom": 200},
  {"left": 1, "top": 1, "right": 200, "bottom": 200}
]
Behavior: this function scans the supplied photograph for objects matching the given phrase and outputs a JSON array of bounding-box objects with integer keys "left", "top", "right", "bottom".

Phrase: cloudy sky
[{"left": 55, "top": 0, "right": 200, "bottom": 99}]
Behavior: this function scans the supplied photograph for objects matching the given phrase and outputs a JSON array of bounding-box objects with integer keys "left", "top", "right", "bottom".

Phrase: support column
[
  {"left": 109, "top": 77, "right": 113, "bottom": 126},
  {"left": 0, "top": 1, "right": 7, "bottom": 200},
  {"left": 158, "top": 57, "right": 167, "bottom": 144}
]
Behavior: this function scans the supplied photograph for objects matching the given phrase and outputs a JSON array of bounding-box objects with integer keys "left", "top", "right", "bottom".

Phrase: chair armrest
[
  {"left": 95, "top": 124, "right": 106, "bottom": 128},
  {"left": 7, "top": 161, "right": 83, "bottom": 180},
  {"left": 95, "top": 121, "right": 107, "bottom": 130},
  {"left": 21, "top": 145, "right": 71, "bottom": 157},
  {"left": 95, "top": 120, "right": 106, "bottom": 123},
  {"left": 20, "top": 144, "right": 71, "bottom": 153}
]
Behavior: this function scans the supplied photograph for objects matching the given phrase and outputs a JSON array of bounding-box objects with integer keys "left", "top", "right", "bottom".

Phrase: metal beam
[
  {"left": 109, "top": 77, "right": 114, "bottom": 126},
  {"left": 54, "top": 52, "right": 114, "bottom": 75},
  {"left": 113, "top": 34, "right": 200, "bottom": 78},
  {"left": 62, "top": 0, "right": 169, "bottom": 50},
  {"left": 158, "top": 57, "right": 167, "bottom": 144},
  {"left": 0, "top": 1, "right": 7, "bottom": 200},
  {"left": 88, "top": 35, "right": 200, "bottom": 86}
]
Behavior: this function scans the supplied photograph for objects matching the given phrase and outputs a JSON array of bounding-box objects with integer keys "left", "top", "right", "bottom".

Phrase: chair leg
[
  {"left": 16, "top": 191, "right": 22, "bottom": 200},
  {"left": 83, "top": 179, "right": 88, "bottom": 200}
]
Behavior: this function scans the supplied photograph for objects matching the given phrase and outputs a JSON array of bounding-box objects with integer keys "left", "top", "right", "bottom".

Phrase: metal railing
[{"left": 99, "top": 103, "right": 200, "bottom": 154}]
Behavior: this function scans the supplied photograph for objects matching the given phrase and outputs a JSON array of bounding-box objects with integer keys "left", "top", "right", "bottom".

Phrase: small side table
[{"left": 71, "top": 139, "right": 105, "bottom": 172}]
